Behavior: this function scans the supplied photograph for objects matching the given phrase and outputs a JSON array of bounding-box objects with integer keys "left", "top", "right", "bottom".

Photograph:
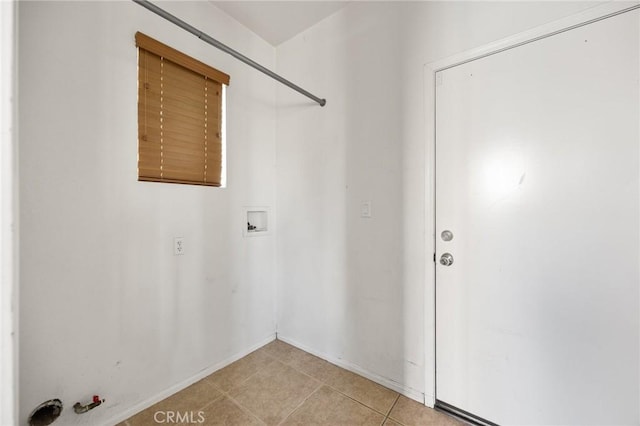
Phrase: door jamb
[{"left": 422, "top": 1, "right": 640, "bottom": 408}]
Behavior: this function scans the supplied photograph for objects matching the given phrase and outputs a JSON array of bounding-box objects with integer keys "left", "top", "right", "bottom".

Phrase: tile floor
[{"left": 121, "top": 339, "right": 462, "bottom": 425}]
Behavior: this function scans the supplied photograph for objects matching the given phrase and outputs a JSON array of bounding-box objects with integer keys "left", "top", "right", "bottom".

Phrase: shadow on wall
[
  {"left": 275, "top": 1, "right": 421, "bottom": 400},
  {"left": 342, "top": 2, "right": 409, "bottom": 393}
]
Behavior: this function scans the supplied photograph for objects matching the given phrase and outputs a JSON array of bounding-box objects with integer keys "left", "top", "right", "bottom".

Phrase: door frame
[
  {"left": 422, "top": 1, "right": 640, "bottom": 408},
  {"left": 0, "top": 0, "right": 17, "bottom": 424}
]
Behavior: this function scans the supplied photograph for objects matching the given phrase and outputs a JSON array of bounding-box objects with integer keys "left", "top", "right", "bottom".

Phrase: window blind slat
[
  {"left": 160, "top": 120, "right": 205, "bottom": 137},
  {"left": 140, "top": 127, "right": 220, "bottom": 145},
  {"left": 153, "top": 145, "right": 207, "bottom": 159},
  {"left": 162, "top": 157, "right": 207, "bottom": 170},
  {"left": 139, "top": 177, "right": 221, "bottom": 187},
  {"left": 138, "top": 168, "right": 162, "bottom": 179},
  {"left": 141, "top": 70, "right": 213, "bottom": 95},
  {"left": 162, "top": 169, "right": 207, "bottom": 182},
  {"left": 163, "top": 91, "right": 208, "bottom": 107},
  {"left": 162, "top": 100, "right": 208, "bottom": 118},
  {"left": 139, "top": 145, "right": 207, "bottom": 158},
  {"left": 142, "top": 90, "right": 215, "bottom": 116},
  {"left": 162, "top": 133, "right": 207, "bottom": 147}
]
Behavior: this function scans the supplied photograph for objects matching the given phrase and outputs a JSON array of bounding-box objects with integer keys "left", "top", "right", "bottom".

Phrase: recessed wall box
[{"left": 243, "top": 207, "right": 270, "bottom": 237}]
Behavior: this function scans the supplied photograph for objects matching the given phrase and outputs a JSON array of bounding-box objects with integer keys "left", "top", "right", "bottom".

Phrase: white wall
[
  {"left": 275, "top": 0, "right": 604, "bottom": 403},
  {"left": 18, "top": 2, "right": 276, "bottom": 424}
]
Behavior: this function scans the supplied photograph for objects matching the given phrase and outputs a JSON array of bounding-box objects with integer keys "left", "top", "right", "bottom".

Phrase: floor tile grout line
[
  {"left": 207, "top": 347, "right": 318, "bottom": 424},
  {"left": 130, "top": 380, "right": 223, "bottom": 423},
  {"left": 382, "top": 393, "right": 401, "bottom": 425},
  {"left": 214, "top": 356, "right": 320, "bottom": 426},
  {"left": 322, "top": 382, "right": 397, "bottom": 418},
  {"left": 217, "top": 346, "right": 325, "bottom": 425},
  {"left": 207, "top": 379, "right": 267, "bottom": 424},
  {"left": 254, "top": 346, "right": 333, "bottom": 425},
  {"left": 128, "top": 341, "right": 415, "bottom": 425},
  {"left": 259, "top": 346, "right": 310, "bottom": 376},
  {"left": 260, "top": 350, "right": 282, "bottom": 362},
  {"left": 260, "top": 341, "right": 401, "bottom": 419},
  {"left": 223, "top": 392, "right": 268, "bottom": 425},
  {"left": 259, "top": 341, "right": 334, "bottom": 379},
  {"left": 386, "top": 393, "right": 401, "bottom": 417},
  {"left": 267, "top": 355, "right": 396, "bottom": 419},
  {"left": 207, "top": 357, "right": 274, "bottom": 396},
  {"left": 253, "top": 346, "right": 329, "bottom": 399},
  {"left": 196, "top": 390, "right": 226, "bottom": 412},
  {"left": 275, "top": 358, "right": 328, "bottom": 386},
  {"left": 275, "top": 381, "right": 324, "bottom": 426},
  {"left": 263, "top": 343, "right": 397, "bottom": 419}
]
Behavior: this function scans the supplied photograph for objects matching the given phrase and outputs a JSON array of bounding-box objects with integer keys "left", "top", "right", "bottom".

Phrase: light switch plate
[{"left": 361, "top": 201, "right": 372, "bottom": 218}]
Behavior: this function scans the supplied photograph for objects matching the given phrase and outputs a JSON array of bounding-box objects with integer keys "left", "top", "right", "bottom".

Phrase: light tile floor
[{"left": 121, "top": 339, "right": 463, "bottom": 425}]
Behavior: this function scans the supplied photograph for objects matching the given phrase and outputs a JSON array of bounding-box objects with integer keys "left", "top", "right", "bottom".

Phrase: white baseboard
[
  {"left": 276, "top": 334, "right": 425, "bottom": 405},
  {"left": 104, "top": 333, "right": 276, "bottom": 426},
  {"left": 424, "top": 393, "right": 435, "bottom": 408}
]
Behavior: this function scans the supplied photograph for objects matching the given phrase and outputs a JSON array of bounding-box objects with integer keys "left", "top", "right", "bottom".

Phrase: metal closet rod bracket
[{"left": 132, "top": 0, "right": 327, "bottom": 107}]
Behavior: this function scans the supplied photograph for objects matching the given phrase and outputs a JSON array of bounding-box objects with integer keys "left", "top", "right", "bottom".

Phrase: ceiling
[{"left": 212, "top": 1, "right": 349, "bottom": 46}]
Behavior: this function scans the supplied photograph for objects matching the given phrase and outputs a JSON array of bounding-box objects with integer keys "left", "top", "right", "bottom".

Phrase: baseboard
[
  {"left": 104, "top": 333, "right": 276, "bottom": 426},
  {"left": 276, "top": 334, "right": 425, "bottom": 404},
  {"left": 424, "top": 392, "right": 436, "bottom": 408}
]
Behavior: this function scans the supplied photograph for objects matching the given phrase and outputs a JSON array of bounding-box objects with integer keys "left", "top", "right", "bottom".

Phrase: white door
[{"left": 435, "top": 8, "right": 639, "bottom": 425}]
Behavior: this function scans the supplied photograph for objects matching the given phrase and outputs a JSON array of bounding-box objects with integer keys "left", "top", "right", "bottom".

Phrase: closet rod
[{"left": 133, "top": 0, "right": 327, "bottom": 107}]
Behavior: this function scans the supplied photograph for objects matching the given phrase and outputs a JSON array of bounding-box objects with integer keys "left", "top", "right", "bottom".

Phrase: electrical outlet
[{"left": 174, "top": 237, "right": 185, "bottom": 255}]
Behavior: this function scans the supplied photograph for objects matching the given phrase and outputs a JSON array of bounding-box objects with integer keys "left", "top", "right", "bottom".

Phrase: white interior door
[{"left": 435, "top": 8, "right": 639, "bottom": 425}]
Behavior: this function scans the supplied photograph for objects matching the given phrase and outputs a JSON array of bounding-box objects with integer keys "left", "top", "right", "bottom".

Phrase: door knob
[{"left": 440, "top": 253, "right": 454, "bottom": 266}]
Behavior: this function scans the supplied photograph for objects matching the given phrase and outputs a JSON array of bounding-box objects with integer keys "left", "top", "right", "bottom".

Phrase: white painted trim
[
  {"left": 427, "top": 1, "right": 640, "bottom": 75},
  {"left": 422, "top": 0, "right": 640, "bottom": 409},
  {"left": 276, "top": 334, "right": 424, "bottom": 404},
  {"left": 422, "top": 56, "right": 436, "bottom": 408},
  {"left": 103, "top": 333, "right": 276, "bottom": 426},
  {"left": 0, "top": 0, "right": 16, "bottom": 424}
]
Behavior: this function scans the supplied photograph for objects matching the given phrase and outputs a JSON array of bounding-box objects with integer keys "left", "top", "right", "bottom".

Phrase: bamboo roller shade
[{"left": 136, "top": 31, "right": 230, "bottom": 186}]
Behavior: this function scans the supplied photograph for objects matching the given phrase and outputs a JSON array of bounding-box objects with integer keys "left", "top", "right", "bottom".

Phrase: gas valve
[{"left": 73, "top": 395, "right": 104, "bottom": 414}]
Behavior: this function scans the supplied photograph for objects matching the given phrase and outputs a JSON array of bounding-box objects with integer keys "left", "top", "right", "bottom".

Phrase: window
[{"left": 136, "top": 32, "right": 230, "bottom": 186}]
